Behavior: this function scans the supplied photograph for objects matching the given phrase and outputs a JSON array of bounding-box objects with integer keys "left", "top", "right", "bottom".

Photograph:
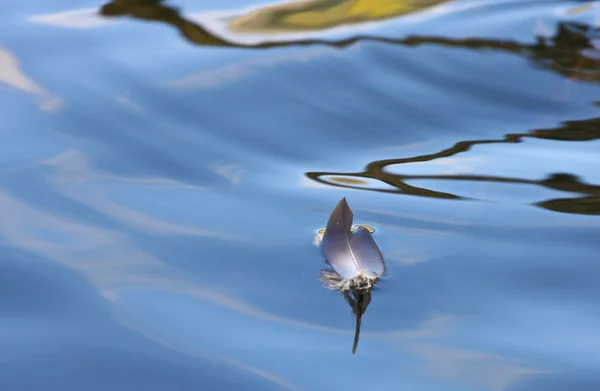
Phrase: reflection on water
[
  {"left": 99, "top": 0, "right": 451, "bottom": 41},
  {"left": 306, "top": 114, "right": 600, "bottom": 215},
  {"left": 295, "top": 19, "right": 600, "bottom": 215},
  {"left": 411, "top": 343, "right": 543, "bottom": 391},
  {"left": 99, "top": 0, "right": 233, "bottom": 47},
  {"left": 98, "top": 0, "right": 600, "bottom": 67},
  {"left": 95, "top": 0, "right": 600, "bottom": 117},
  {"left": 228, "top": 0, "right": 451, "bottom": 32},
  {"left": 0, "top": 46, "right": 62, "bottom": 112},
  {"left": 343, "top": 289, "right": 371, "bottom": 354},
  {"left": 4, "top": 0, "right": 600, "bottom": 390}
]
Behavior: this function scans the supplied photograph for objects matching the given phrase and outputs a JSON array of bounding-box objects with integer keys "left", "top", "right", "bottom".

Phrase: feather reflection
[{"left": 343, "top": 289, "right": 371, "bottom": 354}]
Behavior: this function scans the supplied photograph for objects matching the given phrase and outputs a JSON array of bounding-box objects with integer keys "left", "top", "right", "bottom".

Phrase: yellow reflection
[
  {"left": 564, "top": 3, "right": 595, "bottom": 15},
  {"left": 328, "top": 176, "right": 370, "bottom": 185},
  {"left": 317, "top": 224, "right": 375, "bottom": 235},
  {"left": 230, "top": 0, "right": 452, "bottom": 32}
]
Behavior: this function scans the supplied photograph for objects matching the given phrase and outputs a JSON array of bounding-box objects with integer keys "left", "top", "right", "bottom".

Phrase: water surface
[{"left": 2, "top": 0, "right": 600, "bottom": 390}]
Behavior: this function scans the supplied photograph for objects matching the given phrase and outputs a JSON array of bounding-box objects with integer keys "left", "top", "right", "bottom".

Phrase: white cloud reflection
[
  {"left": 0, "top": 188, "right": 310, "bottom": 390},
  {"left": 410, "top": 343, "right": 544, "bottom": 391},
  {"left": 116, "top": 95, "right": 144, "bottom": 113},
  {"left": 43, "top": 149, "right": 202, "bottom": 189},
  {"left": 0, "top": 45, "right": 62, "bottom": 112},
  {"left": 33, "top": 148, "right": 449, "bottom": 339},
  {"left": 105, "top": 305, "right": 310, "bottom": 391},
  {"left": 42, "top": 149, "right": 244, "bottom": 240},
  {"left": 212, "top": 164, "right": 246, "bottom": 184},
  {"left": 162, "top": 48, "right": 344, "bottom": 89},
  {"left": 0, "top": 183, "right": 454, "bottom": 349},
  {"left": 0, "top": 144, "right": 546, "bottom": 390},
  {"left": 28, "top": 8, "right": 114, "bottom": 29}
]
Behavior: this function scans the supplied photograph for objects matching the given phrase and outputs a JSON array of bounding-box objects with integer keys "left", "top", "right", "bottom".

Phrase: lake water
[{"left": 2, "top": 0, "right": 600, "bottom": 390}]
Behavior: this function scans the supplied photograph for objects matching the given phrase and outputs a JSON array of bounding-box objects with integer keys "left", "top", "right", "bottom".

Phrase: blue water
[{"left": 2, "top": 0, "right": 600, "bottom": 390}]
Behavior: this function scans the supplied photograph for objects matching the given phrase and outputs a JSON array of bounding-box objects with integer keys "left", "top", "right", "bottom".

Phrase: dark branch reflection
[
  {"left": 306, "top": 116, "right": 600, "bottom": 215},
  {"left": 99, "top": 1, "right": 600, "bottom": 215},
  {"left": 99, "top": 0, "right": 600, "bottom": 82},
  {"left": 101, "top": 0, "right": 451, "bottom": 35}
]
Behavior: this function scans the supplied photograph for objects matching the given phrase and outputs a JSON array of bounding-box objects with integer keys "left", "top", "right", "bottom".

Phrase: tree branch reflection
[
  {"left": 306, "top": 116, "right": 600, "bottom": 215},
  {"left": 99, "top": 1, "right": 600, "bottom": 215},
  {"left": 99, "top": 0, "right": 600, "bottom": 83}
]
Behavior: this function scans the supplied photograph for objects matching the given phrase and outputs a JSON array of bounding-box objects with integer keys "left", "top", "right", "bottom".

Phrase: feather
[
  {"left": 318, "top": 197, "right": 386, "bottom": 354},
  {"left": 321, "top": 197, "right": 360, "bottom": 280},
  {"left": 350, "top": 226, "right": 386, "bottom": 277},
  {"left": 321, "top": 197, "right": 385, "bottom": 284}
]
